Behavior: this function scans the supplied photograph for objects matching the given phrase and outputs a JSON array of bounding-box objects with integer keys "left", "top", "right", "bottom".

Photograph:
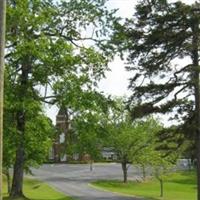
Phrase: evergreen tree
[{"left": 112, "top": 0, "right": 200, "bottom": 199}]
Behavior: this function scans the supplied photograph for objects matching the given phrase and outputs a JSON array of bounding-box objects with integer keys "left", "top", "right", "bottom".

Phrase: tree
[
  {"left": 72, "top": 111, "right": 107, "bottom": 171},
  {"left": 63, "top": 92, "right": 111, "bottom": 170},
  {"left": 3, "top": 71, "right": 54, "bottom": 195},
  {"left": 150, "top": 150, "right": 176, "bottom": 198},
  {"left": 133, "top": 138, "right": 179, "bottom": 197},
  {"left": 107, "top": 99, "right": 160, "bottom": 183},
  {"left": 112, "top": 1, "right": 200, "bottom": 198},
  {"left": 0, "top": 1, "right": 6, "bottom": 199},
  {"left": 3, "top": 108, "right": 54, "bottom": 196},
  {"left": 133, "top": 146, "right": 153, "bottom": 181},
  {"left": 6, "top": 0, "right": 116, "bottom": 198},
  {"left": 53, "top": 78, "right": 112, "bottom": 164}
]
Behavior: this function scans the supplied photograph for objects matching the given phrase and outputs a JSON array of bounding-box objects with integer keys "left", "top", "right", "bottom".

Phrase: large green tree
[
  {"left": 112, "top": 0, "right": 200, "bottom": 198},
  {"left": 5, "top": 0, "right": 116, "bottom": 198},
  {"left": 4, "top": 69, "right": 55, "bottom": 195}
]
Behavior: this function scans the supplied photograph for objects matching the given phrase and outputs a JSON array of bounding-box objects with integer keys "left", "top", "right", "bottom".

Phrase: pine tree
[{"left": 112, "top": 1, "right": 200, "bottom": 199}]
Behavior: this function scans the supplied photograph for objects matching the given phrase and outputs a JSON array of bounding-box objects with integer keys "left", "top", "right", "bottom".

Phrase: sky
[
  {"left": 99, "top": 0, "right": 196, "bottom": 95},
  {"left": 46, "top": 0, "right": 196, "bottom": 124},
  {"left": 98, "top": 0, "right": 134, "bottom": 96}
]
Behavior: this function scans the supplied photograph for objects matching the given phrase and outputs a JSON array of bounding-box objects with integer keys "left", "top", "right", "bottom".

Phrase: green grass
[
  {"left": 91, "top": 171, "right": 197, "bottom": 200},
  {"left": 3, "top": 177, "right": 73, "bottom": 200}
]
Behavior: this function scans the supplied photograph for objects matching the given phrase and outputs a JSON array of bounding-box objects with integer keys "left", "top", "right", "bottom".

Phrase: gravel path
[{"left": 32, "top": 163, "right": 142, "bottom": 200}]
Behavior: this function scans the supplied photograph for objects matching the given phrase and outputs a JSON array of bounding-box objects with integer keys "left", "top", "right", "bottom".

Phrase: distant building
[
  {"left": 101, "top": 147, "right": 118, "bottom": 160},
  {"left": 49, "top": 108, "right": 70, "bottom": 162},
  {"left": 49, "top": 109, "right": 118, "bottom": 162}
]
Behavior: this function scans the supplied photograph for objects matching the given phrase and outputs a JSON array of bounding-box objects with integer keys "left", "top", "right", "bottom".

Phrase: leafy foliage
[{"left": 5, "top": 0, "right": 117, "bottom": 196}]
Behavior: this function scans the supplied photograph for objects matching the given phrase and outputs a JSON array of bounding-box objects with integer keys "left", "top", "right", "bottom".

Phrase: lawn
[
  {"left": 91, "top": 170, "right": 197, "bottom": 200},
  {"left": 3, "top": 177, "right": 73, "bottom": 200}
]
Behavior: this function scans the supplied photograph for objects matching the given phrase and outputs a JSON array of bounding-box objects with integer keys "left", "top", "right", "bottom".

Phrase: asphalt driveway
[{"left": 32, "top": 163, "right": 142, "bottom": 200}]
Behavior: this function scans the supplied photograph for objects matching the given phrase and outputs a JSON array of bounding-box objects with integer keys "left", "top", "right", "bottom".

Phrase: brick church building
[{"left": 49, "top": 108, "right": 70, "bottom": 162}]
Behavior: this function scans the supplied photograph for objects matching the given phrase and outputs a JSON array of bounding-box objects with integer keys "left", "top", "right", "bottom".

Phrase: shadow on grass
[
  {"left": 166, "top": 171, "right": 196, "bottom": 185},
  {"left": 91, "top": 182, "right": 161, "bottom": 200},
  {"left": 167, "top": 178, "right": 196, "bottom": 185},
  {"left": 30, "top": 198, "right": 70, "bottom": 200},
  {"left": 3, "top": 192, "right": 71, "bottom": 200},
  {"left": 3, "top": 197, "right": 70, "bottom": 200},
  {"left": 3, "top": 197, "right": 29, "bottom": 200}
]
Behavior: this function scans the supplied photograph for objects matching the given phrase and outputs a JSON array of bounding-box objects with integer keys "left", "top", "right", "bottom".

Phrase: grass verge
[
  {"left": 3, "top": 177, "right": 73, "bottom": 200},
  {"left": 91, "top": 170, "right": 197, "bottom": 200}
]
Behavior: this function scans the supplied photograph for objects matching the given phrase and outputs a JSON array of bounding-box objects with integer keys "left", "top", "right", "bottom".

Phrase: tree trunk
[
  {"left": 10, "top": 111, "right": 25, "bottom": 198},
  {"left": 0, "top": 1, "right": 6, "bottom": 200},
  {"left": 159, "top": 178, "right": 163, "bottom": 197},
  {"left": 191, "top": 16, "right": 200, "bottom": 200},
  {"left": 142, "top": 165, "right": 146, "bottom": 181},
  {"left": 5, "top": 168, "right": 11, "bottom": 195},
  {"left": 10, "top": 60, "right": 29, "bottom": 198},
  {"left": 121, "top": 161, "right": 128, "bottom": 183},
  {"left": 90, "top": 160, "right": 93, "bottom": 171}
]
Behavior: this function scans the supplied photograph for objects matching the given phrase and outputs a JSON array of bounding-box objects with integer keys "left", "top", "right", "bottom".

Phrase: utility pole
[{"left": 0, "top": 0, "right": 6, "bottom": 199}]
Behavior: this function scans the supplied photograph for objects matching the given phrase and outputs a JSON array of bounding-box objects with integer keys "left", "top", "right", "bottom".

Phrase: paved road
[{"left": 32, "top": 163, "right": 142, "bottom": 200}]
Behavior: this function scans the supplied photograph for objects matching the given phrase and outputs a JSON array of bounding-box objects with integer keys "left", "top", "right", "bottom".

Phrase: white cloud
[
  {"left": 106, "top": 0, "right": 135, "bottom": 18},
  {"left": 98, "top": 56, "right": 131, "bottom": 96}
]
